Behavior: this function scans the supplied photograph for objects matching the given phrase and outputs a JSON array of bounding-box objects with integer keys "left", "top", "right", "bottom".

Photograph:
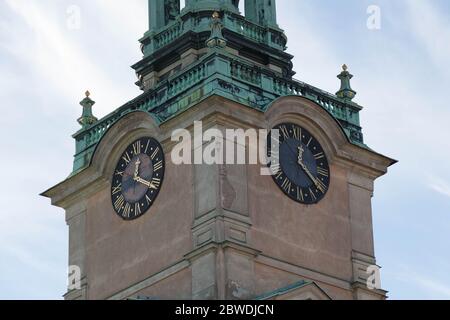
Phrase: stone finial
[
  {"left": 336, "top": 64, "right": 356, "bottom": 101},
  {"left": 78, "top": 90, "right": 98, "bottom": 129},
  {"left": 206, "top": 12, "right": 227, "bottom": 48}
]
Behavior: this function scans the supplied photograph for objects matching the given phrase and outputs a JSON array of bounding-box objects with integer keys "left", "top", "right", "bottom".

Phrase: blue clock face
[
  {"left": 267, "top": 123, "right": 330, "bottom": 204},
  {"left": 111, "top": 137, "right": 165, "bottom": 220}
]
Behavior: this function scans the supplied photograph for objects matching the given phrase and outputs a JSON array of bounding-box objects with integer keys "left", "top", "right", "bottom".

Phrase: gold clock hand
[
  {"left": 134, "top": 159, "right": 141, "bottom": 179},
  {"left": 298, "top": 161, "right": 315, "bottom": 183},
  {"left": 297, "top": 145, "right": 305, "bottom": 163},
  {"left": 134, "top": 177, "right": 158, "bottom": 190},
  {"left": 298, "top": 160, "right": 326, "bottom": 193}
]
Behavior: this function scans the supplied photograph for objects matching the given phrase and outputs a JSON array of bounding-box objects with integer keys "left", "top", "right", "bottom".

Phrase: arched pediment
[
  {"left": 265, "top": 96, "right": 350, "bottom": 163},
  {"left": 91, "top": 111, "right": 163, "bottom": 178}
]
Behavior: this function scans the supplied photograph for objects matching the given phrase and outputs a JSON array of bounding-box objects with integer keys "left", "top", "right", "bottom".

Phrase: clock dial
[
  {"left": 267, "top": 123, "right": 330, "bottom": 205},
  {"left": 111, "top": 137, "right": 165, "bottom": 220}
]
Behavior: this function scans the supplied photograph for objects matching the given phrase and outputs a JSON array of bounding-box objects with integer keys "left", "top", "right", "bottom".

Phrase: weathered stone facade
[
  {"left": 42, "top": 0, "right": 396, "bottom": 301},
  {"left": 43, "top": 96, "right": 394, "bottom": 300}
]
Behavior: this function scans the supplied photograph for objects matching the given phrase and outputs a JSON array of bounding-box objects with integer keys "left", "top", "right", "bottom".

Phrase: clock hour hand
[
  {"left": 296, "top": 146, "right": 317, "bottom": 185},
  {"left": 134, "top": 159, "right": 141, "bottom": 179},
  {"left": 134, "top": 176, "right": 158, "bottom": 190},
  {"left": 297, "top": 145, "right": 305, "bottom": 163},
  {"left": 133, "top": 158, "right": 158, "bottom": 190}
]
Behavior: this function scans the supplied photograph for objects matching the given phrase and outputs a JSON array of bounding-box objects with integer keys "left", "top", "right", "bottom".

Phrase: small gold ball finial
[
  {"left": 342, "top": 64, "right": 348, "bottom": 72},
  {"left": 212, "top": 11, "right": 220, "bottom": 19},
  {"left": 85, "top": 90, "right": 91, "bottom": 98}
]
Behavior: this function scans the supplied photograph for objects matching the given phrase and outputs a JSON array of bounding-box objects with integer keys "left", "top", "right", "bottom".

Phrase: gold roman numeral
[
  {"left": 135, "top": 203, "right": 142, "bottom": 216},
  {"left": 151, "top": 178, "right": 161, "bottom": 189},
  {"left": 314, "top": 152, "right": 325, "bottom": 160},
  {"left": 271, "top": 162, "right": 281, "bottom": 174},
  {"left": 115, "top": 170, "right": 124, "bottom": 177},
  {"left": 316, "top": 179, "right": 327, "bottom": 193},
  {"left": 114, "top": 195, "right": 125, "bottom": 211},
  {"left": 271, "top": 136, "right": 281, "bottom": 147},
  {"left": 133, "top": 141, "right": 141, "bottom": 155},
  {"left": 144, "top": 140, "right": 151, "bottom": 154},
  {"left": 269, "top": 144, "right": 280, "bottom": 161},
  {"left": 281, "top": 178, "right": 292, "bottom": 193},
  {"left": 297, "top": 187, "right": 304, "bottom": 202},
  {"left": 151, "top": 147, "right": 160, "bottom": 160},
  {"left": 309, "top": 188, "right": 317, "bottom": 201},
  {"left": 307, "top": 137, "right": 313, "bottom": 147},
  {"left": 123, "top": 203, "right": 131, "bottom": 218},
  {"left": 112, "top": 184, "right": 122, "bottom": 195},
  {"left": 145, "top": 195, "right": 152, "bottom": 205},
  {"left": 317, "top": 167, "right": 329, "bottom": 177},
  {"left": 293, "top": 126, "right": 302, "bottom": 140},
  {"left": 122, "top": 152, "right": 131, "bottom": 164},
  {"left": 275, "top": 171, "right": 283, "bottom": 180},
  {"left": 153, "top": 160, "right": 163, "bottom": 172},
  {"left": 280, "top": 125, "right": 290, "bottom": 139}
]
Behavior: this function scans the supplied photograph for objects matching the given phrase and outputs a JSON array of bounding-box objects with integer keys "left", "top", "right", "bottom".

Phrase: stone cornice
[{"left": 43, "top": 95, "right": 395, "bottom": 209}]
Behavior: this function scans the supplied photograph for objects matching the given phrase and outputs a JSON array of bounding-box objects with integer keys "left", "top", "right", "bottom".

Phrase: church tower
[{"left": 42, "top": 0, "right": 395, "bottom": 300}]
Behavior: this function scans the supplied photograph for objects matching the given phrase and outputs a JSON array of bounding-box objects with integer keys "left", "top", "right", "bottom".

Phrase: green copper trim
[
  {"left": 184, "top": 0, "right": 240, "bottom": 13},
  {"left": 70, "top": 1, "right": 366, "bottom": 174},
  {"left": 72, "top": 51, "right": 365, "bottom": 173},
  {"left": 245, "top": 0, "right": 278, "bottom": 28},
  {"left": 77, "top": 91, "right": 98, "bottom": 129},
  {"left": 336, "top": 64, "right": 357, "bottom": 101},
  {"left": 254, "top": 280, "right": 309, "bottom": 300},
  {"left": 140, "top": 9, "right": 287, "bottom": 57},
  {"left": 148, "top": 0, "right": 180, "bottom": 32}
]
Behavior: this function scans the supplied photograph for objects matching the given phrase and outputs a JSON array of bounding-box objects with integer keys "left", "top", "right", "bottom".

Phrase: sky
[{"left": 0, "top": 0, "right": 449, "bottom": 300}]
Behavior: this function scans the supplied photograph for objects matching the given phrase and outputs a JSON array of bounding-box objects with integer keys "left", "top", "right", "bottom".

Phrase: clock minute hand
[
  {"left": 296, "top": 146, "right": 316, "bottom": 184},
  {"left": 298, "top": 161, "right": 315, "bottom": 183},
  {"left": 134, "top": 176, "right": 158, "bottom": 190},
  {"left": 298, "top": 160, "right": 326, "bottom": 193}
]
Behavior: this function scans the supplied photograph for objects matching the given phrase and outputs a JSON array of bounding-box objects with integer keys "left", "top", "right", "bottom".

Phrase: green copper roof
[
  {"left": 72, "top": 1, "right": 365, "bottom": 174},
  {"left": 254, "top": 280, "right": 310, "bottom": 300},
  {"left": 184, "top": 0, "right": 240, "bottom": 13}
]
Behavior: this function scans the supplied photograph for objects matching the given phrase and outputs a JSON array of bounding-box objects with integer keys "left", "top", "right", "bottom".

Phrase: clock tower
[{"left": 42, "top": 0, "right": 395, "bottom": 300}]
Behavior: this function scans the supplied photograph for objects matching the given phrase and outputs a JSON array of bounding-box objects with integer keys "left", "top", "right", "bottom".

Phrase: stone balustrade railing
[
  {"left": 141, "top": 10, "right": 287, "bottom": 57},
  {"left": 73, "top": 52, "right": 362, "bottom": 172}
]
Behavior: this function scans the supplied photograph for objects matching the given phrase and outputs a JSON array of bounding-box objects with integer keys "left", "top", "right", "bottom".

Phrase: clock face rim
[
  {"left": 267, "top": 122, "right": 330, "bottom": 205},
  {"left": 110, "top": 137, "right": 165, "bottom": 221}
]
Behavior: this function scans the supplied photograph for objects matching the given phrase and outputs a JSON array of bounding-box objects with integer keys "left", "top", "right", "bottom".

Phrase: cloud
[
  {"left": 392, "top": 265, "right": 450, "bottom": 299},
  {"left": 429, "top": 177, "right": 450, "bottom": 199},
  {"left": 277, "top": 0, "right": 342, "bottom": 91},
  {"left": 1, "top": 0, "right": 450, "bottom": 300},
  {"left": 3, "top": 0, "right": 136, "bottom": 117},
  {"left": 405, "top": 0, "right": 450, "bottom": 76},
  {"left": 415, "top": 278, "right": 450, "bottom": 299}
]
